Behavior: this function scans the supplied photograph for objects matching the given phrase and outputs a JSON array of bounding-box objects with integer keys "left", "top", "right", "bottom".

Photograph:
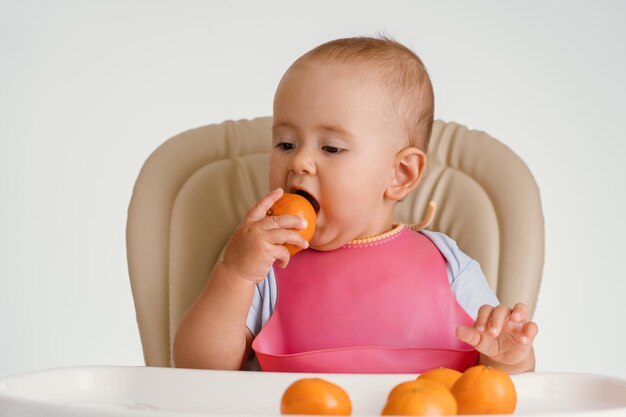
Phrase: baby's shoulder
[{"left": 417, "top": 230, "right": 474, "bottom": 277}]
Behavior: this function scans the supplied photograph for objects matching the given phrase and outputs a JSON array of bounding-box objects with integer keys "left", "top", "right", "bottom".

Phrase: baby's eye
[
  {"left": 322, "top": 145, "right": 343, "bottom": 155},
  {"left": 276, "top": 142, "right": 295, "bottom": 151}
]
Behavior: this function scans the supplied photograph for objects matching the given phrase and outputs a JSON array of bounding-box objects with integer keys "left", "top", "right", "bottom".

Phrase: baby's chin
[
  {"left": 307, "top": 231, "right": 352, "bottom": 252},
  {"left": 308, "top": 242, "right": 342, "bottom": 252}
]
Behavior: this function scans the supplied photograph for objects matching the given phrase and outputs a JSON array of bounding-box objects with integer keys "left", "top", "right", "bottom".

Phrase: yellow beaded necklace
[{"left": 346, "top": 201, "right": 437, "bottom": 245}]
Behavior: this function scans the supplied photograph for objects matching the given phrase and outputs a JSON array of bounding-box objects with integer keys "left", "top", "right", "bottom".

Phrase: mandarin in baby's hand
[
  {"left": 281, "top": 378, "right": 352, "bottom": 415},
  {"left": 267, "top": 192, "right": 316, "bottom": 255},
  {"left": 451, "top": 365, "right": 517, "bottom": 415}
]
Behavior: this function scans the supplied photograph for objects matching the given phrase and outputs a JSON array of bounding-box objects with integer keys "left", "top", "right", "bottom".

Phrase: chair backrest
[{"left": 126, "top": 117, "right": 544, "bottom": 367}]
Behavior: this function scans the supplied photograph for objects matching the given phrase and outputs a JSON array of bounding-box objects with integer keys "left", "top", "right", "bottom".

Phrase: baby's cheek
[
  {"left": 268, "top": 176, "right": 283, "bottom": 191},
  {"left": 267, "top": 161, "right": 288, "bottom": 189}
]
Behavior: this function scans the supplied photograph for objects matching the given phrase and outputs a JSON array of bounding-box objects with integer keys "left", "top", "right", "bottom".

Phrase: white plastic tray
[{"left": 1, "top": 366, "right": 625, "bottom": 416}]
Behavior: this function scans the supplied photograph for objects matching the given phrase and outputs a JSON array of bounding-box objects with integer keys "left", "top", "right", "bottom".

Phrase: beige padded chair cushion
[{"left": 127, "top": 117, "right": 544, "bottom": 367}]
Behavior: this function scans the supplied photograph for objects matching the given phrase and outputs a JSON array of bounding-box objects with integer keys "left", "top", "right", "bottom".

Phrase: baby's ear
[{"left": 385, "top": 147, "right": 427, "bottom": 201}]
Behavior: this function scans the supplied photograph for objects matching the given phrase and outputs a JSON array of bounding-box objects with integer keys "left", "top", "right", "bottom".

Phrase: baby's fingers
[
  {"left": 510, "top": 303, "right": 529, "bottom": 323},
  {"left": 272, "top": 244, "right": 292, "bottom": 270},
  {"left": 267, "top": 228, "right": 310, "bottom": 250},
  {"left": 456, "top": 325, "right": 480, "bottom": 347},
  {"left": 246, "top": 188, "right": 284, "bottom": 221},
  {"left": 519, "top": 320, "right": 539, "bottom": 344},
  {"left": 486, "top": 304, "right": 514, "bottom": 337},
  {"left": 474, "top": 304, "right": 495, "bottom": 333},
  {"left": 456, "top": 324, "right": 499, "bottom": 358},
  {"left": 261, "top": 213, "right": 309, "bottom": 232}
]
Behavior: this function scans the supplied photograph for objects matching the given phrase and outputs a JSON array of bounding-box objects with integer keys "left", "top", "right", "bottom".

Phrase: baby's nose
[{"left": 289, "top": 150, "right": 316, "bottom": 175}]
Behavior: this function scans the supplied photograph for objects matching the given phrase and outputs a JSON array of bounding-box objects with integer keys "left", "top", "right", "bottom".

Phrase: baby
[{"left": 173, "top": 36, "right": 538, "bottom": 374}]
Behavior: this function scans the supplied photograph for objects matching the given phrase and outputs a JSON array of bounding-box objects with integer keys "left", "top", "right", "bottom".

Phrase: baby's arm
[
  {"left": 172, "top": 188, "right": 309, "bottom": 370},
  {"left": 456, "top": 303, "right": 538, "bottom": 374}
]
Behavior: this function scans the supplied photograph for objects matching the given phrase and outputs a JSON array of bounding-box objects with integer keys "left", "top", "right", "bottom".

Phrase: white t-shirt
[{"left": 246, "top": 230, "right": 499, "bottom": 337}]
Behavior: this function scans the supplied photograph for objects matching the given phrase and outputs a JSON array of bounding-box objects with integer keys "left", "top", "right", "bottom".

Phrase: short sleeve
[
  {"left": 246, "top": 268, "right": 278, "bottom": 337},
  {"left": 420, "top": 230, "right": 500, "bottom": 320},
  {"left": 450, "top": 258, "right": 500, "bottom": 320}
]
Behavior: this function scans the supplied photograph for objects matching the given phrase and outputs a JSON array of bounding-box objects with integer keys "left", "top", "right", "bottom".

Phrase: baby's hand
[
  {"left": 222, "top": 188, "right": 309, "bottom": 283},
  {"left": 456, "top": 303, "right": 538, "bottom": 370}
]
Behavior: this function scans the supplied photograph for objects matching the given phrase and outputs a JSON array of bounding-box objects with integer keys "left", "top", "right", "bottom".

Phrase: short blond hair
[{"left": 298, "top": 36, "right": 434, "bottom": 151}]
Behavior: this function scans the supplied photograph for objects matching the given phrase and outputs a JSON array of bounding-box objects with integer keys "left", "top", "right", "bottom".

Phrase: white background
[{"left": 1, "top": 1, "right": 625, "bottom": 380}]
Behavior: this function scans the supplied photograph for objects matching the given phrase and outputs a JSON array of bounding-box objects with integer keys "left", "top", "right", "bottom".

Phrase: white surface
[
  {"left": 1, "top": 366, "right": 625, "bottom": 416},
  {"left": 1, "top": 1, "right": 626, "bottom": 379}
]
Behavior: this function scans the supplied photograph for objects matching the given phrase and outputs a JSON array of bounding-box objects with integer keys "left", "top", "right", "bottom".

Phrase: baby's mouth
[{"left": 295, "top": 190, "right": 320, "bottom": 213}]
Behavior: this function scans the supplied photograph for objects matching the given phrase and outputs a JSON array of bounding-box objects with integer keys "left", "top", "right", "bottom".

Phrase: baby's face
[{"left": 270, "top": 60, "right": 401, "bottom": 250}]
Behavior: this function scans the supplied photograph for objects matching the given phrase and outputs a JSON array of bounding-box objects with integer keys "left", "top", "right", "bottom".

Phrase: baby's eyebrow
[
  {"left": 272, "top": 122, "right": 297, "bottom": 131},
  {"left": 271, "top": 122, "right": 353, "bottom": 139},
  {"left": 318, "top": 125, "right": 353, "bottom": 138}
]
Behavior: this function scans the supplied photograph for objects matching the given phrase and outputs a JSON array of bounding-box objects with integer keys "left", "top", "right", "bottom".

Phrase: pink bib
[{"left": 252, "top": 226, "right": 478, "bottom": 373}]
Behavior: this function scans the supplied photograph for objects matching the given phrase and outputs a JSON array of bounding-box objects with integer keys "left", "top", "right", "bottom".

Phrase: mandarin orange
[
  {"left": 382, "top": 379, "right": 457, "bottom": 416},
  {"left": 280, "top": 378, "right": 351, "bottom": 415},
  {"left": 267, "top": 192, "right": 316, "bottom": 255},
  {"left": 451, "top": 365, "right": 517, "bottom": 415},
  {"left": 417, "top": 367, "right": 462, "bottom": 391}
]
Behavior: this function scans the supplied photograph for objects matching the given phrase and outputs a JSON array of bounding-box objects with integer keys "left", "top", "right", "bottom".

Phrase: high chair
[{"left": 126, "top": 117, "right": 544, "bottom": 368}]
